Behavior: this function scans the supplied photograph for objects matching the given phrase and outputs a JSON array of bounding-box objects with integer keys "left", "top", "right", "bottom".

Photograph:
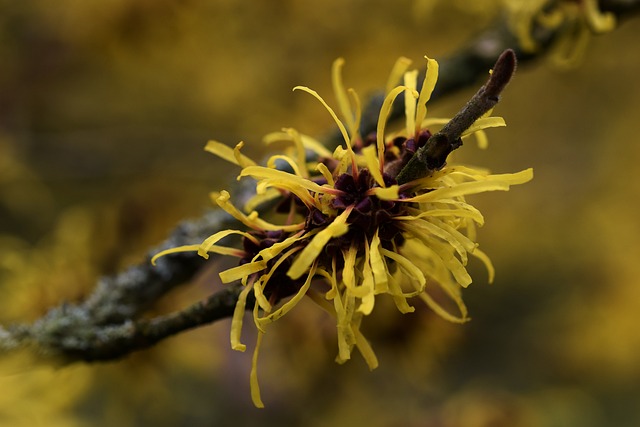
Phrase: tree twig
[{"left": 396, "top": 49, "right": 517, "bottom": 184}]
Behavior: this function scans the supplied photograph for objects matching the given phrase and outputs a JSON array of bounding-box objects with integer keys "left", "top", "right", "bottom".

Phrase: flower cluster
[
  {"left": 154, "top": 55, "right": 532, "bottom": 407},
  {"left": 505, "top": 0, "right": 616, "bottom": 66}
]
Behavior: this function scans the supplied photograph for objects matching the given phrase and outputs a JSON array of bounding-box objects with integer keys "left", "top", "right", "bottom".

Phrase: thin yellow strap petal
[
  {"left": 287, "top": 208, "right": 351, "bottom": 280},
  {"left": 215, "top": 190, "right": 304, "bottom": 232},
  {"left": 406, "top": 169, "right": 533, "bottom": 203},
  {"left": 244, "top": 188, "right": 282, "bottom": 213},
  {"left": 257, "top": 231, "right": 308, "bottom": 262},
  {"left": 230, "top": 283, "right": 253, "bottom": 351},
  {"left": 584, "top": 0, "right": 616, "bottom": 33},
  {"left": 219, "top": 261, "right": 267, "bottom": 284},
  {"left": 151, "top": 245, "right": 201, "bottom": 265},
  {"left": 342, "top": 245, "right": 357, "bottom": 287},
  {"left": 461, "top": 116, "right": 506, "bottom": 136},
  {"left": 266, "top": 154, "right": 304, "bottom": 177},
  {"left": 257, "top": 263, "right": 317, "bottom": 328},
  {"left": 283, "top": 128, "right": 309, "bottom": 178},
  {"left": 255, "top": 179, "right": 316, "bottom": 208},
  {"left": 386, "top": 274, "right": 415, "bottom": 313},
  {"left": 293, "top": 86, "right": 353, "bottom": 153},
  {"left": 348, "top": 88, "right": 362, "bottom": 144},
  {"left": 428, "top": 239, "right": 473, "bottom": 287},
  {"left": 369, "top": 231, "right": 389, "bottom": 293},
  {"left": 204, "top": 140, "right": 256, "bottom": 168},
  {"left": 332, "top": 58, "right": 356, "bottom": 136},
  {"left": 357, "top": 245, "right": 375, "bottom": 315},
  {"left": 403, "top": 69, "right": 419, "bottom": 136},
  {"left": 415, "top": 57, "right": 439, "bottom": 134},
  {"left": 472, "top": 129, "right": 489, "bottom": 149},
  {"left": 401, "top": 220, "right": 469, "bottom": 265},
  {"left": 472, "top": 247, "right": 495, "bottom": 283},
  {"left": 419, "top": 290, "right": 469, "bottom": 324},
  {"left": 240, "top": 166, "right": 329, "bottom": 195},
  {"left": 377, "top": 85, "right": 416, "bottom": 170},
  {"left": 252, "top": 279, "right": 272, "bottom": 315},
  {"left": 316, "top": 162, "right": 335, "bottom": 187},
  {"left": 336, "top": 293, "right": 357, "bottom": 363},
  {"left": 369, "top": 185, "right": 399, "bottom": 200},
  {"left": 300, "top": 133, "right": 334, "bottom": 158},
  {"left": 263, "top": 131, "right": 334, "bottom": 158},
  {"left": 253, "top": 246, "right": 301, "bottom": 314},
  {"left": 381, "top": 248, "right": 426, "bottom": 288},
  {"left": 250, "top": 331, "right": 265, "bottom": 408},
  {"left": 361, "top": 145, "right": 386, "bottom": 187},
  {"left": 354, "top": 328, "right": 379, "bottom": 370},
  {"left": 199, "top": 229, "right": 253, "bottom": 259},
  {"left": 385, "top": 56, "right": 412, "bottom": 94}
]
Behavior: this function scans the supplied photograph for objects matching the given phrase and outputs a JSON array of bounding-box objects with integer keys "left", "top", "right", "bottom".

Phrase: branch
[
  {"left": 2, "top": 0, "right": 639, "bottom": 362},
  {"left": 396, "top": 49, "right": 517, "bottom": 184}
]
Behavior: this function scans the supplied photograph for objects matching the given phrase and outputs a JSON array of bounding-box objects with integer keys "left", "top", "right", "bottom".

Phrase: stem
[{"left": 396, "top": 49, "right": 517, "bottom": 185}]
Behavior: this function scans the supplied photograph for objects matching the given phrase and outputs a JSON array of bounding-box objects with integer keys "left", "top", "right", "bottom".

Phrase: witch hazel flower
[{"left": 153, "top": 51, "right": 533, "bottom": 407}]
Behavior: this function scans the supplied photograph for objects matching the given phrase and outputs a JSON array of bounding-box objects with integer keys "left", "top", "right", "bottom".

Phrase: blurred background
[{"left": 1, "top": 0, "right": 639, "bottom": 426}]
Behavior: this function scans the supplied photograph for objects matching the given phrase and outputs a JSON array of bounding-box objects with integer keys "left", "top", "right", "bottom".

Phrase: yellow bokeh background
[{"left": 1, "top": 1, "right": 639, "bottom": 425}]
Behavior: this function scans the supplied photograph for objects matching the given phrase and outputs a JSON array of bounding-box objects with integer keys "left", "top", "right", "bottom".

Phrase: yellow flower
[
  {"left": 154, "top": 55, "right": 533, "bottom": 407},
  {"left": 504, "top": 0, "right": 616, "bottom": 67}
]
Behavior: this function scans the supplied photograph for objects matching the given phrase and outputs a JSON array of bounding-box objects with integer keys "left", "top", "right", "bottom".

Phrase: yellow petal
[
  {"left": 472, "top": 247, "right": 495, "bottom": 283},
  {"left": 230, "top": 283, "right": 253, "bottom": 352},
  {"left": 199, "top": 229, "right": 253, "bottom": 259},
  {"left": 354, "top": 328, "right": 378, "bottom": 370},
  {"left": 219, "top": 261, "right": 267, "bottom": 284},
  {"left": 362, "top": 145, "right": 386, "bottom": 187},
  {"left": 461, "top": 116, "right": 506, "bottom": 136},
  {"left": 369, "top": 232, "right": 389, "bottom": 293},
  {"left": 419, "top": 289, "right": 469, "bottom": 324},
  {"left": 253, "top": 246, "right": 301, "bottom": 314},
  {"left": 204, "top": 140, "right": 256, "bottom": 168},
  {"left": 244, "top": 188, "right": 282, "bottom": 213},
  {"left": 370, "top": 185, "right": 400, "bottom": 200},
  {"left": 415, "top": 57, "right": 439, "bottom": 134},
  {"left": 403, "top": 69, "right": 418, "bottom": 136},
  {"left": 315, "top": 162, "right": 335, "bottom": 187},
  {"left": 294, "top": 86, "right": 353, "bottom": 153},
  {"left": 255, "top": 178, "right": 316, "bottom": 208},
  {"left": 401, "top": 219, "right": 469, "bottom": 265},
  {"left": 240, "top": 166, "right": 330, "bottom": 195},
  {"left": 250, "top": 331, "right": 265, "bottom": 408},
  {"left": 428, "top": 239, "right": 473, "bottom": 287},
  {"left": 332, "top": 58, "right": 356, "bottom": 136},
  {"left": 400, "top": 206, "right": 485, "bottom": 226},
  {"left": 336, "top": 293, "right": 357, "bottom": 362},
  {"left": 342, "top": 244, "right": 358, "bottom": 292},
  {"left": 256, "top": 263, "right": 317, "bottom": 328},
  {"left": 263, "top": 131, "right": 334, "bottom": 159},
  {"left": 287, "top": 208, "right": 351, "bottom": 280},
  {"left": 348, "top": 88, "right": 362, "bottom": 145},
  {"left": 283, "top": 128, "right": 309, "bottom": 178},
  {"left": 377, "top": 85, "right": 417, "bottom": 171},
  {"left": 266, "top": 154, "right": 304, "bottom": 177},
  {"left": 215, "top": 190, "right": 304, "bottom": 232},
  {"left": 406, "top": 169, "right": 533, "bottom": 203},
  {"left": 584, "top": 0, "right": 616, "bottom": 33},
  {"left": 385, "top": 56, "right": 412, "bottom": 94},
  {"left": 357, "top": 248, "right": 375, "bottom": 315},
  {"left": 381, "top": 248, "right": 426, "bottom": 288},
  {"left": 471, "top": 129, "right": 489, "bottom": 149},
  {"left": 258, "top": 230, "right": 308, "bottom": 262},
  {"left": 386, "top": 273, "right": 415, "bottom": 314},
  {"left": 151, "top": 245, "right": 202, "bottom": 265}
]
